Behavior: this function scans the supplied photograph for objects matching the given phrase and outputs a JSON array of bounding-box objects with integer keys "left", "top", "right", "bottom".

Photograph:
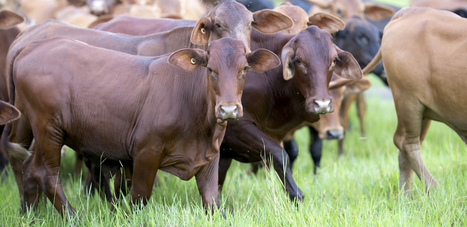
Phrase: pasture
[{"left": 1, "top": 0, "right": 467, "bottom": 226}]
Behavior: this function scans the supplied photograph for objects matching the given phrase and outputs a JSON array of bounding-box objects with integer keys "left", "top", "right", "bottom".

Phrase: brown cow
[
  {"left": 308, "top": 0, "right": 394, "bottom": 149},
  {"left": 93, "top": 0, "right": 293, "bottom": 39},
  {"left": 218, "top": 26, "right": 363, "bottom": 201},
  {"left": 0, "top": 10, "right": 23, "bottom": 173},
  {"left": 3, "top": 37, "right": 280, "bottom": 216},
  {"left": 268, "top": 3, "right": 372, "bottom": 173},
  {"left": 362, "top": 6, "right": 467, "bottom": 193}
]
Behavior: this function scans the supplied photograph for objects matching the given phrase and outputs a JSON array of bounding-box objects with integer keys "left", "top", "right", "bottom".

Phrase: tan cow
[{"left": 362, "top": 6, "right": 467, "bottom": 193}]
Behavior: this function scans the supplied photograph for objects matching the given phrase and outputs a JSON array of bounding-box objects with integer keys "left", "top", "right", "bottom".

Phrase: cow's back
[
  {"left": 12, "top": 38, "right": 206, "bottom": 160},
  {"left": 383, "top": 7, "right": 467, "bottom": 131},
  {"left": 94, "top": 15, "right": 196, "bottom": 35}
]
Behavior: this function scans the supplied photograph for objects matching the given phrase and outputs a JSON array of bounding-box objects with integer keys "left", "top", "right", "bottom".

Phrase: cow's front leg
[
  {"left": 130, "top": 149, "right": 160, "bottom": 207},
  {"left": 223, "top": 121, "right": 304, "bottom": 201},
  {"left": 196, "top": 154, "right": 220, "bottom": 213}
]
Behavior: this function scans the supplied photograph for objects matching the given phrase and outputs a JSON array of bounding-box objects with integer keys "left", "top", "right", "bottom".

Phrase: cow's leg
[
  {"left": 393, "top": 96, "right": 437, "bottom": 193},
  {"left": 218, "top": 155, "right": 233, "bottom": 193},
  {"left": 130, "top": 149, "right": 160, "bottom": 206},
  {"left": 114, "top": 165, "right": 133, "bottom": 199},
  {"left": 337, "top": 138, "right": 344, "bottom": 155},
  {"left": 22, "top": 152, "right": 43, "bottom": 212},
  {"left": 223, "top": 122, "right": 303, "bottom": 201},
  {"left": 0, "top": 125, "right": 7, "bottom": 174},
  {"left": 73, "top": 153, "right": 84, "bottom": 177},
  {"left": 283, "top": 139, "right": 299, "bottom": 170},
  {"left": 356, "top": 92, "right": 366, "bottom": 138},
  {"left": 4, "top": 116, "right": 33, "bottom": 211},
  {"left": 309, "top": 127, "right": 322, "bottom": 174},
  {"left": 340, "top": 94, "right": 357, "bottom": 131},
  {"left": 196, "top": 154, "right": 220, "bottom": 212},
  {"left": 26, "top": 124, "right": 74, "bottom": 217}
]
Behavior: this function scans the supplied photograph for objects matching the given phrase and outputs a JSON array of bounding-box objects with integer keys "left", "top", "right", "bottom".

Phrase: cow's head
[
  {"left": 168, "top": 38, "right": 280, "bottom": 122},
  {"left": 191, "top": 0, "right": 293, "bottom": 52},
  {"left": 311, "top": 75, "right": 371, "bottom": 139},
  {"left": 0, "top": 101, "right": 20, "bottom": 125},
  {"left": 274, "top": 2, "right": 345, "bottom": 34},
  {"left": 87, "top": 0, "right": 117, "bottom": 16},
  {"left": 281, "top": 26, "right": 362, "bottom": 114},
  {"left": 0, "top": 10, "right": 24, "bottom": 29},
  {"left": 333, "top": 16, "right": 381, "bottom": 70}
]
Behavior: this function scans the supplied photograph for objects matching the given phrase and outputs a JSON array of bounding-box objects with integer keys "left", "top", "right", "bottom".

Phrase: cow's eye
[
  {"left": 244, "top": 66, "right": 252, "bottom": 71},
  {"left": 359, "top": 35, "right": 369, "bottom": 44},
  {"left": 207, "top": 67, "right": 213, "bottom": 73},
  {"left": 216, "top": 23, "right": 222, "bottom": 29},
  {"left": 333, "top": 58, "right": 338, "bottom": 63},
  {"left": 337, "top": 9, "right": 344, "bottom": 18},
  {"left": 293, "top": 58, "right": 301, "bottom": 64}
]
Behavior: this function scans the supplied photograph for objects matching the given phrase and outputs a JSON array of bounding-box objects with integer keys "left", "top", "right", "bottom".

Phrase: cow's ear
[
  {"left": 0, "top": 101, "right": 20, "bottom": 125},
  {"left": 308, "top": 12, "right": 345, "bottom": 33},
  {"left": 281, "top": 46, "right": 295, "bottom": 80},
  {"left": 247, "top": 48, "right": 280, "bottom": 73},
  {"left": 344, "top": 77, "right": 371, "bottom": 94},
  {"left": 0, "top": 10, "right": 24, "bottom": 29},
  {"left": 363, "top": 3, "right": 395, "bottom": 21},
  {"left": 191, "top": 17, "right": 212, "bottom": 45},
  {"left": 168, "top": 48, "right": 207, "bottom": 72},
  {"left": 334, "top": 45, "right": 362, "bottom": 80},
  {"left": 252, "top": 9, "right": 293, "bottom": 33}
]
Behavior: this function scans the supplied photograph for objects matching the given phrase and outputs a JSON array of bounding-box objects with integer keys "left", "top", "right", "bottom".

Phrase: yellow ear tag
[
  {"left": 190, "top": 58, "right": 196, "bottom": 65},
  {"left": 200, "top": 28, "right": 206, "bottom": 34}
]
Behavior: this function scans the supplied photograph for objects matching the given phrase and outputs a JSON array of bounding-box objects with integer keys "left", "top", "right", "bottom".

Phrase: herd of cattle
[{"left": 0, "top": 0, "right": 466, "bottom": 219}]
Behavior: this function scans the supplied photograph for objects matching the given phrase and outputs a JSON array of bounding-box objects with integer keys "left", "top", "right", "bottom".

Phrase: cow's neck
[{"left": 263, "top": 66, "right": 310, "bottom": 140}]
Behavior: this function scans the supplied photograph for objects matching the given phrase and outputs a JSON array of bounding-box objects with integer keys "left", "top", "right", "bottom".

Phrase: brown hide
[
  {"left": 6, "top": 37, "right": 278, "bottom": 216},
  {"left": 218, "top": 26, "right": 362, "bottom": 201},
  {"left": 93, "top": 15, "right": 196, "bottom": 34},
  {"left": 362, "top": 6, "right": 467, "bottom": 193},
  {"left": 94, "top": 0, "right": 293, "bottom": 49}
]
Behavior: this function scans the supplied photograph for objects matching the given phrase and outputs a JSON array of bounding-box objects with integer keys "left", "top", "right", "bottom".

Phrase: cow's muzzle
[
  {"left": 89, "top": 1, "right": 109, "bottom": 16},
  {"left": 326, "top": 129, "right": 344, "bottom": 139},
  {"left": 218, "top": 104, "right": 242, "bottom": 120},
  {"left": 307, "top": 99, "right": 333, "bottom": 114}
]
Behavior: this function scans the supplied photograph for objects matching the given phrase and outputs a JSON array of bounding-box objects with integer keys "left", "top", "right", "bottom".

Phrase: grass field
[{"left": 1, "top": 0, "right": 466, "bottom": 226}]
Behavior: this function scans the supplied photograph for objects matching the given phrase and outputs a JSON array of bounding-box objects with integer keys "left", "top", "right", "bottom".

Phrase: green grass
[{"left": 1, "top": 78, "right": 466, "bottom": 226}]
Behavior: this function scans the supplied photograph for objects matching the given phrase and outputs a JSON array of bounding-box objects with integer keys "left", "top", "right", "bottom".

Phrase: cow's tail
[
  {"left": 362, "top": 48, "right": 382, "bottom": 76},
  {"left": 1, "top": 45, "right": 31, "bottom": 161}
]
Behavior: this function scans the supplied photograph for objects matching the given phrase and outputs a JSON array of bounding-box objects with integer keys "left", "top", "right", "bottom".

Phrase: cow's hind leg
[{"left": 393, "top": 97, "right": 437, "bottom": 193}]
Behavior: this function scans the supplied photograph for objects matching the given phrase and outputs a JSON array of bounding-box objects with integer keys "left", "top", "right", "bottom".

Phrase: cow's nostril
[
  {"left": 313, "top": 99, "right": 332, "bottom": 114},
  {"left": 327, "top": 130, "right": 343, "bottom": 139},
  {"left": 219, "top": 105, "right": 238, "bottom": 119}
]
